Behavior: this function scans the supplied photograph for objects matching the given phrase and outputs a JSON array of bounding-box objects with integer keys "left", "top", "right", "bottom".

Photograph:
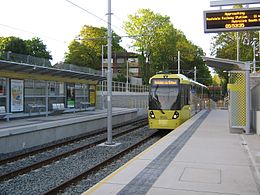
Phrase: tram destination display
[
  {"left": 204, "top": 7, "right": 260, "bottom": 33},
  {"left": 152, "top": 79, "right": 178, "bottom": 85}
]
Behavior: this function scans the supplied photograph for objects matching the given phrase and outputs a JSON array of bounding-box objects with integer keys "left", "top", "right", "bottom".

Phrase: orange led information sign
[
  {"left": 204, "top": 7, "right": 260, "bottom": 33},
  {"left": 152, "top": 79, "right": 178, "bottom": 85}
]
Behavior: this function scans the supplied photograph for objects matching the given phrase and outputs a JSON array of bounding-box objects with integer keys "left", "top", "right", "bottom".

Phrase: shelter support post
[{"left": 245, "top": 62, "right": 251, "bottom": 134}]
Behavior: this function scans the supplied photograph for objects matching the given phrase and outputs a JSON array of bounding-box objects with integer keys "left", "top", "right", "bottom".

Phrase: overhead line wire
[
  {"left": 64, "top": 0, "right": 127, "bottom": 36},
  {"left": 0, "top": 23, "right": 67, "bottom": 44}
]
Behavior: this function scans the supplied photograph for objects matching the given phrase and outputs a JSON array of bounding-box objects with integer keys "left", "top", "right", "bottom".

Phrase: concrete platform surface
[{"left": 85, "top": 110, "right": 260, "bottom": 195}]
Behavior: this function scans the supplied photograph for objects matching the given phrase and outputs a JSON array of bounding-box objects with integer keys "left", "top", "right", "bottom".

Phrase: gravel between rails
[
  {"left": 63, "top": 137, "right": 160, "bottom": 195},
  {"left": 0, "top": 119, "right": 147, "bottom": 178},
  {"left": 0, "top": 126, "right": 159, "bottom": 195}
]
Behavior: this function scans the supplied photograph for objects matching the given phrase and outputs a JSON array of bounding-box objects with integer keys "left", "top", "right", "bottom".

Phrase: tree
[
  {"left": 124, "top": 9, "right": 175, "bottom": 81},
  {"left": 212, "top": 74, "right": 221, "bottom": 86},
  {"left": 124, "top": 9, "right": 212, "bottom": 85},
  {"left": 0, "top": 36, "right": 27, "bottom": 55},
  {"left": 0, "top": 36, "right": 52, "bottom": 60},
  {"left": 65, "top": 25, "right": 126, "bottom": 70},
  {"left": 25, "top": 37, "right": 52, "bottom": 59}
]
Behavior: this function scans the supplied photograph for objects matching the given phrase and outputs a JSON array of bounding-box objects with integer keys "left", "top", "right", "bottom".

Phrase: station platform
[
  {"left": 85, "top": 110, "right": 260, "bottom": 195},
  {"left": 0, "top": 108, "right": 146, "bottom": 154}
]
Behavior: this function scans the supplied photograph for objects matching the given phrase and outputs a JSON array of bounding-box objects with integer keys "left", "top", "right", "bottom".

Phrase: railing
[
  {"left": 54, "top": 63, "right": 103, "bottom": 76},
  {"left": 0, "top": 51, "right": 52, "bottom": 67},
  {"left": 97, "top": 80, "right": 148, "bottom": 93},
  {"left": 0, "top": 51, "right": 103, "bottom": 76}
]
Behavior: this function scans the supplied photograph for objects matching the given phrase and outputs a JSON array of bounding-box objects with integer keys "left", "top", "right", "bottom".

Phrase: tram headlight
[
  {"left": 172, "top": 111, "right": 179, "bottom": 119},
  {"left": 149, "top": 111, "right": 155, "bottom": 119}
]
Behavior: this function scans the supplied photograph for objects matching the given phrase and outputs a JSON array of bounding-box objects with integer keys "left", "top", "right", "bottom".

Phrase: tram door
[{"left": 67, "top": 83, "right": 75, "bottom": 108}]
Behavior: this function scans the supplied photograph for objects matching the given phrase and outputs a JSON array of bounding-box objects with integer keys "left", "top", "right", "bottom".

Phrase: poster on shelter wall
[
  {"left": 11, "top": 79, "right": 24, "bottom": 112},
  {"left": 0, "top": 78, "right": 6, "bottom": 96},
  {"left": 0, "top": 85, "right": 3, "bottom": 96},
  {"left": 89, "top": 85, "right": 96, "bottom": 106}
]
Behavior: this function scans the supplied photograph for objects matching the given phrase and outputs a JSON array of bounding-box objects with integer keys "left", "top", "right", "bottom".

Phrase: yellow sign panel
[{"left": 204, "top": 7, "right": 260, "bottom": 33}]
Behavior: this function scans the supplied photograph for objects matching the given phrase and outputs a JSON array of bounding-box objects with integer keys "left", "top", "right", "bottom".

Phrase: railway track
[
  {"left": 43, "top": 130, "right": 161, "bottom": 194},
  {"left": 0, "top": 117, "right": 148, "bottom": 181},
  {"left": 0, "top": 117, "right": 147, "bottom": 165}
]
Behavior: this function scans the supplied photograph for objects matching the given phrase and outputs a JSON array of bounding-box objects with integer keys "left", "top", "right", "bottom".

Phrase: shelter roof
[
  {"left": 0, "top": 60, "right": 106, "bottom": 81},
  {"left": 202, "top": 57, "right": 249, "bottom": 71}
]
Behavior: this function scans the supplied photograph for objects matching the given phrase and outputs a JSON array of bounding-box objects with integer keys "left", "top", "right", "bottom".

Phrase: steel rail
[
  {"left": 0, "top": 117, "right": 147, "bottom": 165},
  {"left": 0, "top": 118, "right": 148, "bottom": 181},
  {"left": 42, "top": 131, "right": 159, "bottom": 195}
]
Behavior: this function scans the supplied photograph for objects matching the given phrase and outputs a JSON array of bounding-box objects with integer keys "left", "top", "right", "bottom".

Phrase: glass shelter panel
[
  {"left": 75, "top": 84, "right": 89, "bottom": 108},
  {"left": 24, "top": 79, "right": 46, "bottom": 113},
  {"left": 48, "top": 81, "right": 65, "bottom": 109}
]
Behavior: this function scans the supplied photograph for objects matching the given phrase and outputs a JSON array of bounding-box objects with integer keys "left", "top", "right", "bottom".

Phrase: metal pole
[
  {"left": 258, "top": 31, "right": 260, "bottom": 72},
  {"left": 126, "top": 60, "right": 129, "bottom": 92},
  {"left": 194, "top": 66, "right": 197, "bottom": 82},
  {"left": 106, "top": 0, "right": 114, "bottom": 145},
  {"left": 253, "top": 41, "right": 256, "bottom": 73},
  {"left": 101, "top": 45, "right": 105, "bottom": 109},
  {"left": 178, "top": 51, "right": 180, "bottom": 74},
  {"left": 245, "top": 62, "right": 251, "bottom": 134},
  {"left": 45, "top": 81, "right": 48, "bottom": 117},
  {"left": 237, "top": 32, "right": 240, "bottom": 61},
  {"left": 6, "top": 78, "right": 10, "bottom": 113}
]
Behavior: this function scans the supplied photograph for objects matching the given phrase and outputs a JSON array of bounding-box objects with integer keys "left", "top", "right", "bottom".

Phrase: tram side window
[
  {"left": 186, "top": 85, "right": 190, "bottom": 105},
  {"left": 196, "top": 86, "right": 201, "bottom": 97},
  {"left": 180, "top": 87, "right": 184, "bottom": 108},
  {"left": 180, "top": 85, "right": 190, "bottom": 108},
  {"left": 184, "top": 85, "right": 190, "bottom": 105}
]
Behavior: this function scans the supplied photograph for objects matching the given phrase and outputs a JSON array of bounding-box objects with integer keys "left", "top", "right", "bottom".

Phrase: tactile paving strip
[{"left": 117, "top": 111, "right": 209, "bottom": 195}]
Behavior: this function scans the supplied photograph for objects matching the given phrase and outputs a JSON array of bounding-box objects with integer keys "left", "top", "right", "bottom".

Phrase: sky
[{"left": 0, "top": 0, "right": 222, "bottom": 64}]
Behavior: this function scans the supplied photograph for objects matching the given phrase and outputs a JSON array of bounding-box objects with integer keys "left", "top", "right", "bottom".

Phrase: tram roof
[
  {"left": 190, "top": 79, "right": 208, "bottom": 89},
  {"left": 0, "top": 60, "right": 106, "bottom": 82}
]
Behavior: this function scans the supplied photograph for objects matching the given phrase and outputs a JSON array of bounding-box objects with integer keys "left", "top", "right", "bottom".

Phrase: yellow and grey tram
[{"left": 148, "top": 73, "right": 208, "bottom": 130}]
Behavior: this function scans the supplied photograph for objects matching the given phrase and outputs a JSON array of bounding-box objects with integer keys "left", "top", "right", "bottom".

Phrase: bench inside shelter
[
  {"left": 80, "top": 101, "right": 91, "bottom": 110},
  {"left": 27, "top": 103, "right": 46, "bottom": 116},
  {"left": 50, "top": 103, "right": 65, "bottom": 115},
  {"left": 0, "top": 106, "right": 12, "bottom": 121}
]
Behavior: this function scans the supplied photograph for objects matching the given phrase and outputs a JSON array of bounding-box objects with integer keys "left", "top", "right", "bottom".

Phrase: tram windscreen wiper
[{"left": 159, "top": 108, "right": 165, "bottom": 114}]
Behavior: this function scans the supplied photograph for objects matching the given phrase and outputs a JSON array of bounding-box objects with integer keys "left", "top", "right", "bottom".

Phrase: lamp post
[
  {"left": 253, "top": 40, "right": 256, "bottom": 73},
  {"left": 126, "top": 60, "right": 129, "bottom": 92},
  {"left": 194, "top": 66, "right": 197, "bottom": 82},
  {"left": 106, "top": 0, "right": 113, "bottom": 145},
  {"left": 177, "top": 51, "right": 180, "bottom": 74}
]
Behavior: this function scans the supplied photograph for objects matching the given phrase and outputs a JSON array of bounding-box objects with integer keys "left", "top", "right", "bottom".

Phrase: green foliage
[
  {"left": 0, "top": 36, "right": 52, "bottom": 59},
  {"left": 212, "top": 74, "right": 221, "bottom": 86},
  {"left": 0, "top": 36, "right": 27, "bottom": 55},
  {"left": 65, "top": 40, "right": 99, "bottom": 67},
  {"left": 25, "top": 37, "right": 52, "bottom": 59},
  {"left": 113, "top": 73, "right": 126, "bottom": 83},
  {"left": 123, "top": 9, "right": 212, "bottom": 85},
  {"left": 65, "top": 25, "right": 126, "bottom": 70}
]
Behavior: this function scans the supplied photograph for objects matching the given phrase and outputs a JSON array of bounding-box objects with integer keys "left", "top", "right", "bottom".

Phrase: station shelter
[
  {"left": 203, "top": 57, "right": 251, "bottom": 134},
  {"left": 0, "top": 60, "right": 105, "bottom": 118}
]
